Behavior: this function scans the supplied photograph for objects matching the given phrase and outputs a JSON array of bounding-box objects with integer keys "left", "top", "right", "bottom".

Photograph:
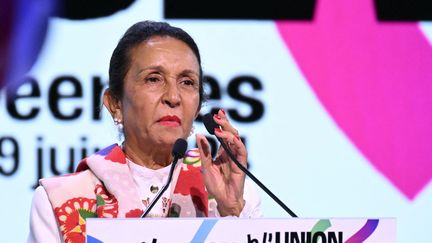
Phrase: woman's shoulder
[
  {"left": 39, "top": 169, "right": 98, "bottom": 196},
  {"left": 37, "top": 144, "right": 121, "bottom": 190},
  {"left": 39, "top": 169, "right": 94, "bottom": 183}
]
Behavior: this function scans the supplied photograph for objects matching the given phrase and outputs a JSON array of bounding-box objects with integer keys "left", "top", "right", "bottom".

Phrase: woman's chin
[{"left": 156, "top": 133, "right": 188, "bottom": 145}]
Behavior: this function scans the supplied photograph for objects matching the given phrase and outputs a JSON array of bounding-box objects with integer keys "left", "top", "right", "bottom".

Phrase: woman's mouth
[{"left": 158, "top": 115, "right": 181, "bottom": 127}]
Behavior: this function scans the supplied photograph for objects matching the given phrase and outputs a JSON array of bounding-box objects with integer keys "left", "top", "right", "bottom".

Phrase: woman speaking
[{"left": 28, "top": 21, "right": 262, "bottom": 243}]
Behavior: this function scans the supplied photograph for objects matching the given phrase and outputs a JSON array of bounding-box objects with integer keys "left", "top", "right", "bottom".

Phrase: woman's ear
[{"left": 103, "top": 89, "right": 122, "bottom": 120}]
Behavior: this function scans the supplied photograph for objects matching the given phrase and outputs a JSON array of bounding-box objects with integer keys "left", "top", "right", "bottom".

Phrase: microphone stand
[
  {"left": 217, "top": 137, "right": 298, "bottom": 217},
  {"left": 203, "top": 113, "right": 297, "bottom": 217},
  {"left": 140, "top": 158, "right": 179, "bottom": 218},
  {"left": 141, "top": 139, "right": 187, "bottom": 218}
]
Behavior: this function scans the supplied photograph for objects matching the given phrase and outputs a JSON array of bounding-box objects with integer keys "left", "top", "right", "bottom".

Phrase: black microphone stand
[
  {"left": 203, "top": 113, "right": 298, "bottom": 217},
  {"left": 141, "top": 139, "right": 187, "bottom": 218},
  {"left": 140, "top": 158, "right": 179, "bottom": 218}
]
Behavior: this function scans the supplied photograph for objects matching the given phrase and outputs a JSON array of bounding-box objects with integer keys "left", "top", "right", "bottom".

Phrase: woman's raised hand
[{"left": 196, "top": 109, "right": 248, "bottom": 216}]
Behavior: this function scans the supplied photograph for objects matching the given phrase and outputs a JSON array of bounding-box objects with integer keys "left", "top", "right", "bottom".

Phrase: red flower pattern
[
  {"left": 54, "top": 197, "right": 96, "bottom": 243},
  {"left": 125, "top": 208, "right": 144, "bottom": 218},
  {"left": 174, "top": 163, "right": 208, "bottom": 216},
  {"left": 94, "top": 184, "right": 119, "bottom": 218},
  {"left": 51, "top": 145, "right": 210, "bottom": 242}
]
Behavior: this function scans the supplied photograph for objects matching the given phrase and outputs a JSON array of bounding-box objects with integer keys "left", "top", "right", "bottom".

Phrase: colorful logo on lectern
[{"left": 246, "top": 219, "right": 380, "bottom": 243}]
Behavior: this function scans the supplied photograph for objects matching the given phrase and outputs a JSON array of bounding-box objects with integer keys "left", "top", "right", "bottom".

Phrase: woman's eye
[
  {"left": 146, "top": 77, "right": 160, "bottom": 83},
  {"left": 181, "top": 79, "right": 194, "bottom": 86}
]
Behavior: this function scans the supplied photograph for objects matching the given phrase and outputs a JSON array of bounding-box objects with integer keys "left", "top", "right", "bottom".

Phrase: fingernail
[
  {"left": 214, "top": 127, "right": 222, "bottom": 133},
  {"left": 220, "top": 108, "right": 226, "bottom": 115},
  {"left": 235, "top": 135, "right": 240, "bottom": 141},
  {"left": 213, "top": 114, "right": 221, "bottom": 120}
]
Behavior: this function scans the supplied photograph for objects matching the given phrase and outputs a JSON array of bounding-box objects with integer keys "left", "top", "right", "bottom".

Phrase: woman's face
[{"left": 117, "top": 36, "right": 200, "bottom": 147}]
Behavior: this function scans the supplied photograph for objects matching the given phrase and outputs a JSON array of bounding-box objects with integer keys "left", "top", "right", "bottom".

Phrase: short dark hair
[{"left": 108, "top": 20, "right": 204, "bottom": 110}]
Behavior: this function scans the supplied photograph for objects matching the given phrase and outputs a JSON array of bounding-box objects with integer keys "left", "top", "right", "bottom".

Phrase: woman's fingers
[
  {"left": 214, "top": 127, "right": 237, "bottom": 146},
  {"left": 213, "top": 109, "right": 243, "bottom": 148},
  {"left": 213, "top": 109, "right": 239, "bottom": 137},
  {"left": 211, "top": 109, "right": 247, "bottom": 164},
  {"left": 214, "top": 125, "right": 248, "bottom": 168},
  {"left": 196, "top": 133, "right": 213, "bottom": 170}
]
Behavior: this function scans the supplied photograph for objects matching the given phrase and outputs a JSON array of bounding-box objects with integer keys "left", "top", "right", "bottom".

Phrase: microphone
[
  {"left": 141, "top": 138, "right": 188, "bottom": 218},
  {"left": 202, "top": 113, "right": 298, "bottom": 217}
]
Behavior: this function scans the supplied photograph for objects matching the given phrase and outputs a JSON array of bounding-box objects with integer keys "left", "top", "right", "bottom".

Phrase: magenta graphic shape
[{"left": 276, "top": 0, "right": 432, "bottom": 199}]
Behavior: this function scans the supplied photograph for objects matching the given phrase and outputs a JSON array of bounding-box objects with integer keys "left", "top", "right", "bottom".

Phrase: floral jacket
[{"left": 40, "top": 144, "right": 211, "bottom": 243}]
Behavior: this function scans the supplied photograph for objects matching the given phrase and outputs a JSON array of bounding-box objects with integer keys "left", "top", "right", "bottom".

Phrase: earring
[{"left": 114, "top": 117, "right": 124, "bottom": 130}]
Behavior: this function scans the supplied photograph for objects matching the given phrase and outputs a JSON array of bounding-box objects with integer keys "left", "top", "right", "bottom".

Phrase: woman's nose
[{"left": 162, "top": 82, "right": 181, "bottom": 108}]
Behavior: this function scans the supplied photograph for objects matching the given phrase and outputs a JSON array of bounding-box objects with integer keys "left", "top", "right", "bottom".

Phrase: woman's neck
[{"left": 122, "top": 141, "right": 173, "bottom": 169}]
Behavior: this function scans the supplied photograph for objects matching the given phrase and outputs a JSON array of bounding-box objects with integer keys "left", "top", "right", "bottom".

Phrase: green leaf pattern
[
  {"left": 96, "top": 194, "right": 106, "bottom": 206},
  {"left": 77, "top": 208, "right": 97, "bottom": 220}
]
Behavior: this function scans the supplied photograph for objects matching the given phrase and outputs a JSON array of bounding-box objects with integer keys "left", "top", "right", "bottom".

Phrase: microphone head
[
  {"left": 202, "top": 113, "right": 219, "bottom": 135},
  {"left": 172, "top": 138, "right": 188, "bottom": 158}
]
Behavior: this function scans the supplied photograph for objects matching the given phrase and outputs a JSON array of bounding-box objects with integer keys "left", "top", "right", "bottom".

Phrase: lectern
[{"left": 86, "top": 218, "right": 396, "bottom": 243}]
